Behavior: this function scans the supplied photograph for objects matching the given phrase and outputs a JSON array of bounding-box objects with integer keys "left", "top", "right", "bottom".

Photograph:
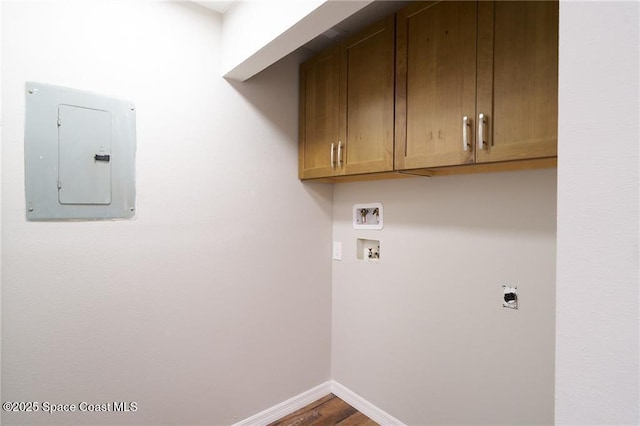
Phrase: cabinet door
[
  {"left": 341, "top": 15, "right": 395, "bottom": 175},
  {"left": 298, "top": 46, "right": 341, "bottom": 179},
  {"left": 476, "top": 1, "right": 558, "bottom": 163},
  {"left": 395, "top": 1, "right": 477, "bottom": 170}
]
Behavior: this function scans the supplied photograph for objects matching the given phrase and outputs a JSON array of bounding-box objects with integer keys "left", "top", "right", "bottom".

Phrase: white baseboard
[
  {"left": 330, "top": 381, "right": 406, "bottom": 426},
  {"left": 232, "top": 381, "right": 332, "bottom": 426},
  {"left": 232, "top": 380, "right": 405, "bottom": 426}
]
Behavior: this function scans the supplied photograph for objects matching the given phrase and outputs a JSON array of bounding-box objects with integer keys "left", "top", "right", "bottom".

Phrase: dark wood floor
[{"left": 268, "top": 394, "right": 378, "bottom": 426}]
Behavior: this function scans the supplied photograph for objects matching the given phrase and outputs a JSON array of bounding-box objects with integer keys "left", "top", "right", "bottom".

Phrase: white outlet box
[{"left": 353, "top": 203, "right": 383, "bottom": 230}]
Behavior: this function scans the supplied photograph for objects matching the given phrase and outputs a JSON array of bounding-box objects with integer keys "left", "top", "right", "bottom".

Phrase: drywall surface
[
  {"left": 1, "top": 2, "right": 333, "bottom": 425},
  {"left": 0, "top": 0, "right": 3, "bottom": 411},
  {"left": 332, "top": 169, "right": 557, "bottom": 425},
  {"left": 556, "top": 2, "right": 640, "bottom": 424}
]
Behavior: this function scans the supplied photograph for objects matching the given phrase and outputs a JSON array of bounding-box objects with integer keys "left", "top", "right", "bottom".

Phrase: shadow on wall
[
  {"left": 335, "top": 168, "right": 558, "bottom": 236},
  {"left": 224, "top": 50, "right": 309, "bottom": 149},
  {"left": 224, "top": 49, "right": 334, "bottom": 219}
]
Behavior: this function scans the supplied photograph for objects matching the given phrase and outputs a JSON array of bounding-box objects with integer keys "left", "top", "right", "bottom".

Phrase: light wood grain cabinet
[
  {"left": 395, "top": 0, "right": 559, "bottom": 171},
  {"left": 299, "top": 16, "right": 395, "bottom": 180},
  {"left": 298, "top": 46, "right": 341, "bottom": 179}
]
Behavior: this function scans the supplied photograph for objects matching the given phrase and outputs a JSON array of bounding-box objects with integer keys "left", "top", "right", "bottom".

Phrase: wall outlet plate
[
  {"left": 332, "top": 242, "right": 342, "bottom": 261},
  {"left": 353, "top": 202, "right": 383, "bottom": 230}
]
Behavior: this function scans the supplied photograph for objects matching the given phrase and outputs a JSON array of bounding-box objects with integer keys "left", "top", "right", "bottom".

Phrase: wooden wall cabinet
[
  {"left": 299, "top": 1, "right": 558, "bottom": 181},
  {"left": 298, "top": 46, "right": 340, "bottom": 179},
  {"left": 298, "top": 16, "right": 395, "bottom": 180},
  {"left": 395, "top": 1, "right": 559, "bottom": 171}
]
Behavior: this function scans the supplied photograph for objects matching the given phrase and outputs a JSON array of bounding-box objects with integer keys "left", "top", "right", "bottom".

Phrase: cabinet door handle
[
  {"left": 462, "top": 116, "right": 471, "bottom": 151},
  {"left": 338, "top": 141, "right": 343, "bottom": 167},
  {"left": 478, "top": 113, "right": 487, "bottom": 150},
  {"left": 330, "top": 142, "right": 335, "bottom": 169}
]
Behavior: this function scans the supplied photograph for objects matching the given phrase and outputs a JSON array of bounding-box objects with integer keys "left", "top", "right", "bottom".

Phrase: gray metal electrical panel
[{"left": 25, "top": 82, "right": 136, "bottom": 220}]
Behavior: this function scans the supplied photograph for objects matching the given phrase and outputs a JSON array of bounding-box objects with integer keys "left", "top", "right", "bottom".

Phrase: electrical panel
[{"left": 24, "top": 82, "right": 136, "bottom": 220}]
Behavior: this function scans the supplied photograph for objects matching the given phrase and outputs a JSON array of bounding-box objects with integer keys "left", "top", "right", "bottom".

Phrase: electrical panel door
[
  {"left": 57, "top": 105, "right": 112, "bottom": 205},
  {"left": 25, "top": 82, "right": 136, "bottom": 220}
]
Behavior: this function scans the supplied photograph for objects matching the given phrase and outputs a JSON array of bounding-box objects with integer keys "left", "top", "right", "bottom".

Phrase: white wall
[
  {"left": 0, "top": 0, "right": 3, "bottom": 411},
  {"left": 1, "top": 2, "right": 333, "bottom": 425},
  {"left": 332, "top": 169, "right": 557, "bottom": 425},
  {"left": 332, "top": 2, "right": 640, "bottom": 424},
  {"left": 556, "top": 1, "right": 639, "bottom": 424},
  {"left": 3, "top": 1, "right": 639, "bottom": 425}
]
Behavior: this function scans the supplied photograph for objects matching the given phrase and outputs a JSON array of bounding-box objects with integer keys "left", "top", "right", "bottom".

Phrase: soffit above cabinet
[
  {"left": 196, "top": 0, "right": 409, "bottom": 81},
  {"left": 302, "top": 1, "right": 412, "bottom": 53}
]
